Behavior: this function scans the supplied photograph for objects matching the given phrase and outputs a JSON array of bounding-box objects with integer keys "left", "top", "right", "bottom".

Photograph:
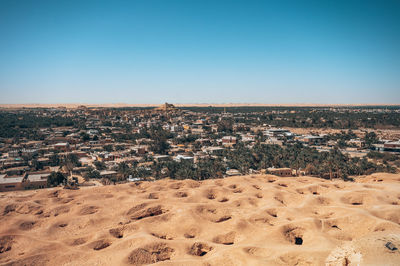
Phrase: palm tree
[{"left": 117, "top": 162, "right": 131, "bottom": 180}]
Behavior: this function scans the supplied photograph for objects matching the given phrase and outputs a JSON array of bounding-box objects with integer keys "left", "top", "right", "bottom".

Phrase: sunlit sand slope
[{"left": 1, "top": 173, "right": 400, "bottom": 265}]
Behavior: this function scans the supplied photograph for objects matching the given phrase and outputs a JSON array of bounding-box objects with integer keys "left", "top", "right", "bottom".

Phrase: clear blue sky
[{"left": 0, "top": 0, "right": 399, "bottom": 104}]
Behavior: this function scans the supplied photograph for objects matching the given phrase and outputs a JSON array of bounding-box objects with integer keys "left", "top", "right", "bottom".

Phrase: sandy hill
[
  {"left": 0, "top": 173, "right": 400, "bottom": 265},
  {"left": 154, "top": 103, "right": 178, "bottom": 112}
]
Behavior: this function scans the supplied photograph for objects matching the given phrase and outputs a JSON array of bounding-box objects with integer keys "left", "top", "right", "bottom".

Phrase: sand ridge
[{"left": 1, "top": 173, "right": 400, "bottom": 265}]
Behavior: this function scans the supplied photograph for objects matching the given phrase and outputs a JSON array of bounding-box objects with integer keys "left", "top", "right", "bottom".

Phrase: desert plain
[{"left": 1, "top": 173, "right": 400, "bottom": 265}]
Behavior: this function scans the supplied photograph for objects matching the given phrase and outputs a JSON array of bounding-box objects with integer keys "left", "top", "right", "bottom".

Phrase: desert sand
[{"left": 1, "top": 173, "right": 400, "bottom": 265}]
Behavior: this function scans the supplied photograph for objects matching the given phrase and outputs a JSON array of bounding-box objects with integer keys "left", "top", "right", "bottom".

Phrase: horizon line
[{"left": 1, "top": 102, "right": 400, "bottom": 109}]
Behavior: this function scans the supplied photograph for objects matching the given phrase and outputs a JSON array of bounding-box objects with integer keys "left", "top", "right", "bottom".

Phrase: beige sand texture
[{"left": 1, "top": 173, "right": 400, "bottom": 265}]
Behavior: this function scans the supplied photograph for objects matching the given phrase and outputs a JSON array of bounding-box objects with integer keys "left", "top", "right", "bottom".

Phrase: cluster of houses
[
  {"left": 374, "top": 141, "right": 400, "bottom": 152},
  {"left": 1, "top": 104, "right": 399, "bottom": 192}
]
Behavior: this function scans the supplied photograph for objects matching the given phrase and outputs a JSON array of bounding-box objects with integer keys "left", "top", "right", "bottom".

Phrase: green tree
[
  {"left": 94, "top": 161, "right": 107, "bottom": 170},
  {"left": 47, "top": 172, "right": 67, "bottom": 187},
  {"left": 117, "top": 162, "right": 131, "bottom": 179},
  {"left": 80, "top": 132, "right": 90, "bottom": 141},
  {"left": 104, "top": 145, "right": 114, "bottom": 152},
  {"left": 364, "top": 132, "right": 378, "bottom": 148},
  {"left": 85, "top": 167, "right": 101, "bottom": 179},
  {"left": 148, "top": 126, "right": 171, "bottom": 155}
]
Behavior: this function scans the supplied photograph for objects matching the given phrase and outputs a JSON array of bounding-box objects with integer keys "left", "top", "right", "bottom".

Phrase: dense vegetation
[
  {"left": 101, "top": 143, "right": 396, "bottom": 182},
  {"left": 47, "top": 172, "right": 67, "bottom": 187},
  {"left": 0, "top": 111, "right": 76, "bottom": 139},
  {"left": 183, "top": 106, "right": 400, "bottom": 129}
]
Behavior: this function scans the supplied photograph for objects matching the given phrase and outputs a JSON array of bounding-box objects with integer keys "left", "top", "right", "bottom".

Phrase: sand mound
[
  {"left": 188, "top": 242, "right": 213, "bottom": 256},
  {"left": 0, "top": 173, "right": 400, "bottom": 265},
  {"left": 128, "top": 243, "right": 174, "bottom": 265},
  {"left": 128, "top": 205, "right": 166, "bottom": 220},
  {"left": 213, "top": 231, "right": 236, "bottom": 245},
  {"left": 79, "top": 205, "right": 100, "bottom": 215},
  {"left": 0, "top": 235, "right": 14, "bottom": 253}
]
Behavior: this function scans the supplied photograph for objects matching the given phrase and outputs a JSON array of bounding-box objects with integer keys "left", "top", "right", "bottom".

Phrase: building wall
[
  {"left": 0, "top": 182, "right": 24, "bottom": 192},
  {"left": 23, "top": 180, "right": 47, "bottom": 190},
  {"left": 0, "top": 180, "right": 48, "bottom": 192},
  {"left": 268, "top": 169, "right": 292, "bottom": 177}
]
